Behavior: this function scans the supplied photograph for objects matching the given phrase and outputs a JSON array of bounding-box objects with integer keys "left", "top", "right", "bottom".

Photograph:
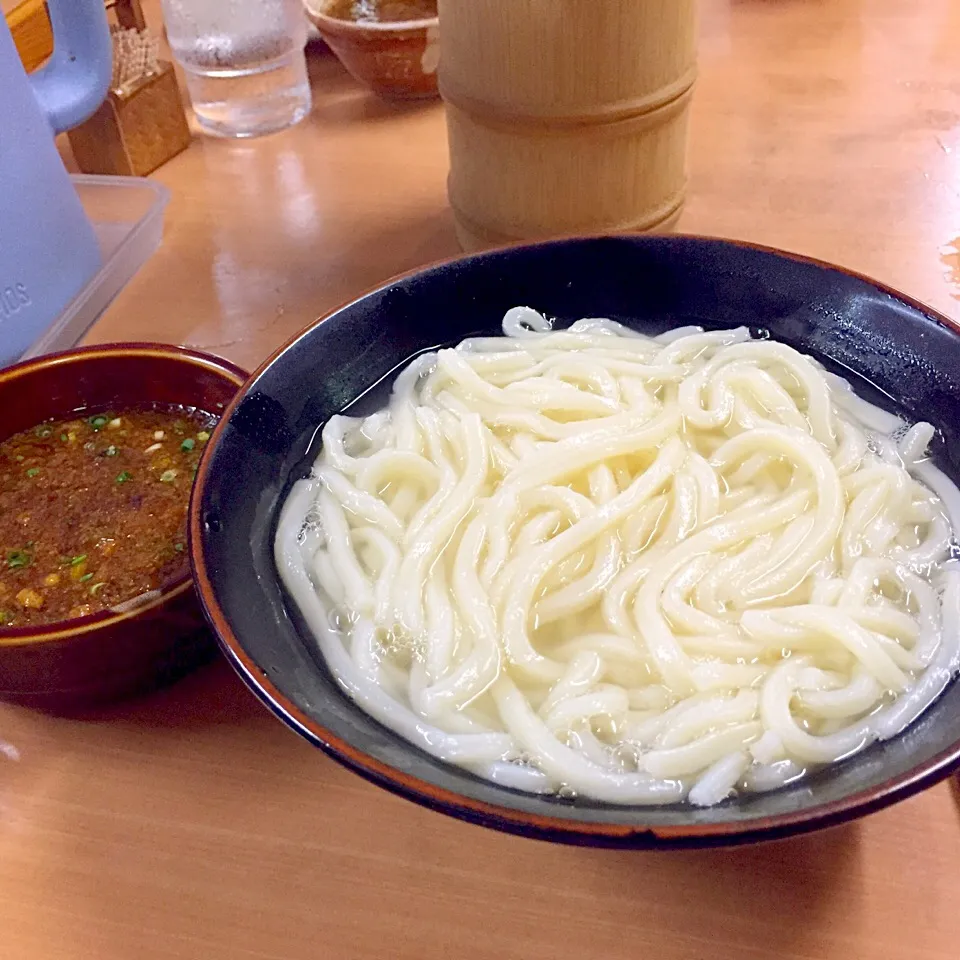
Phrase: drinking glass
[{"left": 160, "top": 0, "right": 312, "bottom": 138}]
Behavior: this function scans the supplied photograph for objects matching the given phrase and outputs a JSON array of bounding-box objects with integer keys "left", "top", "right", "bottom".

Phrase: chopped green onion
[
  {"left": 14, "top": 455, "right": 24, "bottom": 462},
  {"left": 174, "top": 542, "right": 184, "bottom": 552},
  {"left": 25, "top": 467, "right": 39, "bottom": 478},
  {"left": 173, "top": 421, "right": 185, "bottom": 435},
  {"left": 89, "top": 581, "right": 106, "bottom": 596},
  {"left": 89, "top": 415, "right": 108, "bottom": 431},
  {"left": 115, "top": 471, "right": 132, "bottom": 484},
  {"left": 6, "top": 550, "right": 30, "bottom": 568},
  {"left": 79, "top": 572, "right": 94, "bottom": 583},
  {"left": 35, "top": 425, "right": 52, "bottom": 438},
  {"left": 70, "top": 555, "right": 87, "bottom": 566},
  {"left": 60, "top": 433, "right": 67, "bottom": 442},
  {"left": 0, "top": 611, "right": 11, "bottom": 625},
  {"left": 105, "top": 445, "right": 118, "bottom": 457},
  {"left": 159, "top": 469, "right": 177, "bottom": 483},
  {"left": 83, "top": 441, "right": 96, "bottom": 452},
  {"left": 180, "top": 438, "right": 195, "bottom": 452},
  {"left": 197, "top": 431, "right": 210, "bottom": 442}
]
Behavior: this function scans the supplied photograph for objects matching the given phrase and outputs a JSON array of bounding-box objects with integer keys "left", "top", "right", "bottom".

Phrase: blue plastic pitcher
[{"left": 0, "top": 0, "right": 111, "bottom": 366}]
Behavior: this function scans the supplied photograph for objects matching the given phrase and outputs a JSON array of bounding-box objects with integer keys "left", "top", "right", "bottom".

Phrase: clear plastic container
[{"left": 19, "top": 174, "right": 170, "bottom": 362}]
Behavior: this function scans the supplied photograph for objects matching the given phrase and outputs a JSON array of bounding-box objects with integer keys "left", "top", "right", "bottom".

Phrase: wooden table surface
[{"left": 3, "top": 1, "right": 960, "bottom": 957}]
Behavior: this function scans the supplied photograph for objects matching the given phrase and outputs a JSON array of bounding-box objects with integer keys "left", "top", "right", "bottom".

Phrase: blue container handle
[{"left": 28, "top": 0, "right": 112, "bottom": 135}]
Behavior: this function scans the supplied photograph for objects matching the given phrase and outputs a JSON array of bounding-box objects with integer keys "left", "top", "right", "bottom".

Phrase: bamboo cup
[{"left": 438, "top": 0, "right": 698, "bottom": 250}]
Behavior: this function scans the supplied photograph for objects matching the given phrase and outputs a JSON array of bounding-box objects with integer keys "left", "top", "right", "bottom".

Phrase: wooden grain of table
[{"left": 3, "top": 1, "right": 960, "bottom": 958}]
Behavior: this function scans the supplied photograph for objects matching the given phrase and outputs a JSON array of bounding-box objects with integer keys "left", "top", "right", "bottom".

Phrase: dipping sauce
[
  {"left": 324, "top": 0, "right": 437, "bottom": 23},
  {"left": 0, "top": 407, "right": 216, "bottom": 628}
]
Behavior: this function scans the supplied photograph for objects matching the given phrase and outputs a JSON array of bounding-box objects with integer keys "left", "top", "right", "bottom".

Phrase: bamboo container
[{"left": 438, "top": 0, "right": 698, "bottom": 250}]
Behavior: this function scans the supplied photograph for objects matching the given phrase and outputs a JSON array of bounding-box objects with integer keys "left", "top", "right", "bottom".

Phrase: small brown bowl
[
  {"left": 303, "top": 0, "right": 439, "bottom": 100},
  {"left": 0, "top": 344, "right": 246, "bottom": 712}
]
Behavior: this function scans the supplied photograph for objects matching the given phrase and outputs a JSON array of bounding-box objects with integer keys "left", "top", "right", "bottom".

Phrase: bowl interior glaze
[{"left": 193, "top": 236, "right": 960, "bottom": 847}]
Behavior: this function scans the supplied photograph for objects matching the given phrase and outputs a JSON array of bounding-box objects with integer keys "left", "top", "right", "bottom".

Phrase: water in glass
[{"left": 160, "top": 0, "right": 311, "bottom": 138}]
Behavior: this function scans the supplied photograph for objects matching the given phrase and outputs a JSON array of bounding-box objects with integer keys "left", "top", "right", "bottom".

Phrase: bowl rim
[
  {"left": 0, "top": 342, "right": 248, "bottom": 649},
  {"left": 191, "top": 233, "right": 960, "bottom": 845},
  {"left": 304, "top": 0, "right": 437, "bottom": 34}
]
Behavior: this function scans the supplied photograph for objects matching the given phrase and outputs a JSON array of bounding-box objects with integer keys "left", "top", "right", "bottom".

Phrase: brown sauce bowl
[
  {"left": 303, "top": 0, "right": 439, "bottom": 100},
  {"left": 0, "top": 344, "right": 246, "bottom": 711}
]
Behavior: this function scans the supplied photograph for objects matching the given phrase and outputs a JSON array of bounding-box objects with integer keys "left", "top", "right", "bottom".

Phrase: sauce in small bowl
[
  {"left": 0, "top": 344, "right": 246, "bottom": 711},
  {"left": 0, "top": 406, "right": 215, "bottom": 628},
  {"left": 323, "top": 0, "right": 437, "bottom": 23}
]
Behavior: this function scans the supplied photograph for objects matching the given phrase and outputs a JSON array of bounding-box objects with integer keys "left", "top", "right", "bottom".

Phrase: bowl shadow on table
[
  {"left": 60, "top": 657, "right": 267, "bottom": 731},
  {"left": 305, "top": 46, "right": 441, "bottom": 127}
]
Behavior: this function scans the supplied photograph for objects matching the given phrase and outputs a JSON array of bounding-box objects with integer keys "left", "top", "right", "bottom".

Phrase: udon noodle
[{"left": 276, "top": 309, "right": 960, "bottom": 806}]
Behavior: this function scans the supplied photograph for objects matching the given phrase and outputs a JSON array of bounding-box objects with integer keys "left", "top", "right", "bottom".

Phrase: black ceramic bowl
[{"left": 192, "top": 236, "right": 960, "bottom": 847}]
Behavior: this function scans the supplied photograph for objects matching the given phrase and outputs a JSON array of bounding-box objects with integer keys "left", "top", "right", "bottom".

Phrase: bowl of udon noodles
[{"left": 192, "top": 235, "right": 960, "bottom": 846}]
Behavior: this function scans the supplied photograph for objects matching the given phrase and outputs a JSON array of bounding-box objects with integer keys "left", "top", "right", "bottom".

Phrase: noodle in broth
[{"left": 275, "top": 311, "right": 960, "bottom": 806}]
